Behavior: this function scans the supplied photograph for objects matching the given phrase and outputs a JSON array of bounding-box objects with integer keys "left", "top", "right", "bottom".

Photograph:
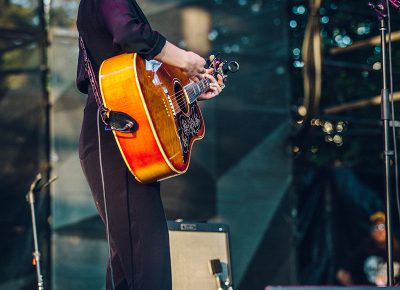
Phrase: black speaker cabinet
[{"left": 168, "top": 221, "right": 233, "bottom": 290}]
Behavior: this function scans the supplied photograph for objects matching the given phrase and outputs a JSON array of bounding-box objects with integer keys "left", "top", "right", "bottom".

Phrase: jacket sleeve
[{"left": 99, "top": 0, "right": 166, "bottom": 60}]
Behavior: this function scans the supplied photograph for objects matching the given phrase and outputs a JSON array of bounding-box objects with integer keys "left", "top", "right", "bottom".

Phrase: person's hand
[
  {"left": 198, "top": 69, "right": 224, "bottom": 101},
  {"left": 182, "top": 51, "right": 206, "bottom": 81}
]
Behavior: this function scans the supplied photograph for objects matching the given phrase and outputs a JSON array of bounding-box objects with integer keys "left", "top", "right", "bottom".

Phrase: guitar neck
[{"left": 184, "top": 78, "right": 211, "bottom": 103}]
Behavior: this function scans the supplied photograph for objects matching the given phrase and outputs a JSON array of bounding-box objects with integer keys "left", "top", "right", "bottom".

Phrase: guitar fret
[{"left": 185, "top": 78, "right": 212, "bottom": 104}]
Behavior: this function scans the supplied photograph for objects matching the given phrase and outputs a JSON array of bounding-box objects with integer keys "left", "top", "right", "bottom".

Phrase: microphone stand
[
  {"left": 26, "top": 173, "right": 57, "bottom": 290},
  {"left": 369, "top": 1, "right": 394, "bottom": 286},
  {"left": 27, "top": 173, "right": 45, "bottom": 290}
]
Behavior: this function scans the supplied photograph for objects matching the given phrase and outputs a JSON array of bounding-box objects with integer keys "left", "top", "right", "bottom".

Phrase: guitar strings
[
  {"left": 144, "top": 77, "right": 216, "bottom": 112},
  {"left": 171, "top": 86, "right": 213, "bottom": 110},
  {"left": 168, "top": 79, "right": 212, "bottom": 108},
  {"left": 169, "top": 78, "right": 210, "bottom": 100}
]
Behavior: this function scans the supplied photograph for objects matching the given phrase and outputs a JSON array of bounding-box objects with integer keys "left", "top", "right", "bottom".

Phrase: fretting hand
[{"left": 198, "top": 68, "right": 224, "bottom": 101}]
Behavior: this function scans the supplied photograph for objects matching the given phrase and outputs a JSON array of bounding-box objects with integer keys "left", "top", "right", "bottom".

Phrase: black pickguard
[{"left": 176, "top": 104, "right": 204, "bottom": 163}]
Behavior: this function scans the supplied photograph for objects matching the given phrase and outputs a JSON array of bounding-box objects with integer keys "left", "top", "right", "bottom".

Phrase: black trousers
[{"left": 79, "top": 99, "right": 172, "bottom": 290}]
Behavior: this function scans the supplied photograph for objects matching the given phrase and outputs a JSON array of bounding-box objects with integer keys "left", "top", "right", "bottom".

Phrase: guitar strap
[
  {"left": 79, "top": 35, "right": 138, "bottom": 133},
  {"left": 78, "top": 35, "right": 110, "bottom": 126}
]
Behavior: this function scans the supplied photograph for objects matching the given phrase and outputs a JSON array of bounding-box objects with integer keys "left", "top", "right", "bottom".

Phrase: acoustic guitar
[{"left": 99, "top": 53, "right": 238, "bottom": 183}]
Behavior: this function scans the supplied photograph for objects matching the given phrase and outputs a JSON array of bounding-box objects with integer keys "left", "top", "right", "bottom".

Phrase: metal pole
[
  {"left": 379, "top": 15, "right": 395, "bottom": 287},
  {"left": 368, "top": 2, "right": 396, "bottom": 285},
  {"left": 27, "top": 174, "right": 45, "bottom": 290},
  {"left": 37, "top": 0, "right": 51, "bottom": 286}
]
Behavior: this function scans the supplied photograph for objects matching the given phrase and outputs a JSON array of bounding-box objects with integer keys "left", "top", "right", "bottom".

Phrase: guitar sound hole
[{"left": 174, "top": 82, "right": 189, "bottom": 114}]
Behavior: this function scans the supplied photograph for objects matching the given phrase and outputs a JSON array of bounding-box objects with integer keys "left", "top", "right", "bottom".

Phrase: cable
[
  {"left": 97, "top": 108, "right": 116, "bottom": 290},
  {"left": 385, "top": 0, "right": 400, "bottom": 230}
]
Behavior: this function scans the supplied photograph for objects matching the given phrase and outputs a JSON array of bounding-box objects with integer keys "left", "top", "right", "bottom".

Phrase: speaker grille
[{"left": 169, "top": 222, "right": 232, "bottom": 290}]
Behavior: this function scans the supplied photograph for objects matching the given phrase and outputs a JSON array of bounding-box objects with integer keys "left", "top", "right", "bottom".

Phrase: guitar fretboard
[
  {"left": 168, "top": 78, "right": 211, "bottom": 115},
  {"left": 185, "top": 78, "right": 211, "bottom": 104}
]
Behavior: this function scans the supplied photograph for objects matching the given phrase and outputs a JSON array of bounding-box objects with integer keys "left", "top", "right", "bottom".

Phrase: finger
[
  {"left": 191, "top": 76, "right": 200, "bottom": 82},
  {"left": 209, "top": 84, "right": 221, "bottom": 95},
  {"left": 205, "top": 68, "right": 214, "bottom": 74},
  {"left": 217, "top": 74, "right": 225, "bottom": 87},
  {"left": 210, "top": 83, "right": 221, "bottom": 94},
  {"left": 203, "top": 73, "right": 217, "bottom": 83},
  {"left": 209, "top": 81, "right": 222, "bottom": 93}
]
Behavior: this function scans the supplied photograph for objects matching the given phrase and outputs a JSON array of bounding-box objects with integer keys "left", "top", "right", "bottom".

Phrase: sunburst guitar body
[{"left": 99, "top": 53, "right": 207, "bottom": 183}]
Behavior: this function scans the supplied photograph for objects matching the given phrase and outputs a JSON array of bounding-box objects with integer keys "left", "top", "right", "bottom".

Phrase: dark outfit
[{"left": 76, "top": 0, "right": 171, "bottom": 289}]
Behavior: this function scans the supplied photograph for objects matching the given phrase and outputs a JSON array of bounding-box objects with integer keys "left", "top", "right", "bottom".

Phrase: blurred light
[
  {"left": 325, "top": 135, "right": 333, "bottom": 143},
  {"left": 374, "top": 46, "right": 381, "bottom": 54},
  {"left": 275, "top": 66, "right": 285, "bottom": 75},
  {"left": 335, "top": 35, "right": 352, "bottom": 48},
  {"left": 367, "top": 57, "right": 375, "bottom": 65},
  {"left": 297, "top": 5, "right": 306, "bottom": 14},
  {"left": 330, "top": 3, "right": 338, "bottom": 9},
  {"left": 32, "top": 16, "right": 39, "bottom": 26},
  {"left": 251, "top": 2, "right": 262, "bottom": 13},
  {"left": 223, "top": 45, "right": 232, "bottom": 53},
  {"left": 334, "top": 160, "right": 343, "bottom": 167},
  {"left": 238, "top": 0, "right": 247, "bottom": 6},
  {"left": 214, "top": 0, "right": 223, "bottom": 4},
  {"left": 321, "top": 16, "right": 329, "bottom": 24},
  {"left": 362, "top": 71, "right": 369, "bottom": 78},
  {"left": 289, "top": 20, "right": 298, "bottom": 28},
  {"left": 373, "top": 62, "right": 382, "bottom": 70},
  {"left": 293, "top": 60, "right": 304, "bottom": 68},
  {"left": 336, "top": 122, "right": 344, "bottom": 132},
  {"left": 297, "top": 119, "right": 304, "bottom": 125},
  {"left": 357, "top": 23, "right": 371, "bottom": 35},
  {"left": 241, "top": 36, "right": 250, "bottom": 45},
  {"left": 293, "top": 146, "right": 300, "bottom": 153},
  {"left": 293, "top": 48, "right": 301, "bottom": 56},
  {"left": 342, "top": 36, "right": 352, "bottom": 45},
  {"left": 333, "top": 135, "right": 342, "bottom": 144},
  {"left": 323, "top": 122, "right": 334, "bottom": 134},
  {"left": 310, "top": 119, "right": 316, "bottom": 126},
  {"left": 231, "top": 44, "right": 240, "bottom": 52},
  {"left": 292, "top": 5, "right": 306, "bottom": 15},
  {"left": 298, "top": 105, "right": 307, "bottom": 117},
  {"left": 311, "top": 118, "right": 322, "bottom": 126},
  {"left": 311, "top": 146, "right": 318, "bottom": 154},
  {"left": 208, "top": 30, "right": 219, "bottom": 41}
]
